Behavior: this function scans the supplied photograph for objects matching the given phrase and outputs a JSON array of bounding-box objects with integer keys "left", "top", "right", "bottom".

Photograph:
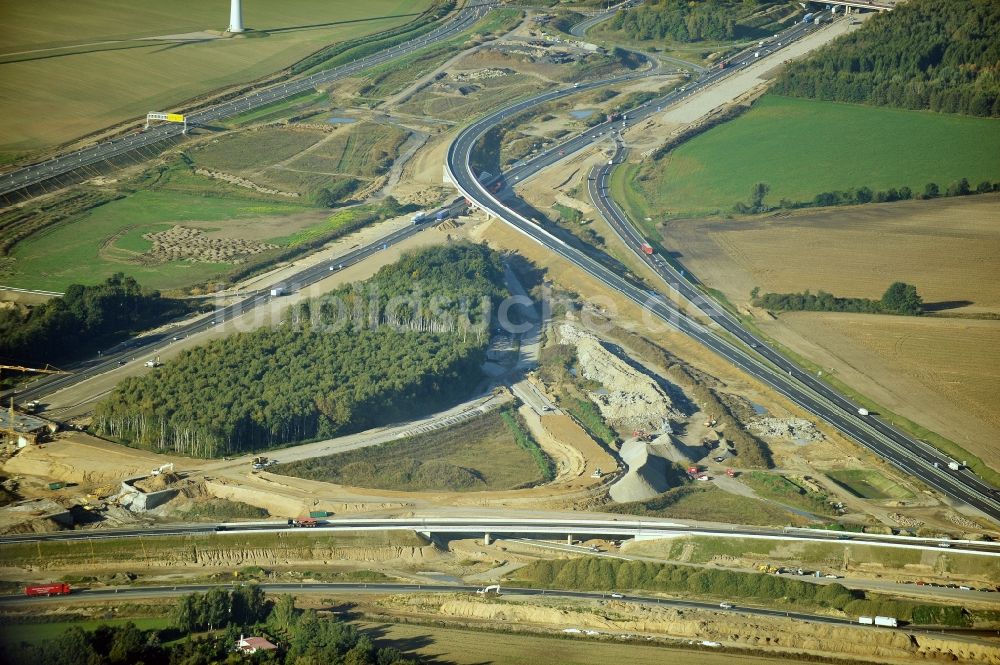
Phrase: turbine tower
[{"left": 228, "top": 0, "right": 244, "bottom": 33}]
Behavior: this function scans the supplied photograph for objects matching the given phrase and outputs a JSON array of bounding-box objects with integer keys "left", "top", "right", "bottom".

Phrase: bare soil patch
[{"left": 143, "top": 225, "right": 277, "bottom": 263}]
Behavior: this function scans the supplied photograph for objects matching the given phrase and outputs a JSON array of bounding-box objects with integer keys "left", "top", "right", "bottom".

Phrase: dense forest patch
[
  {"left": 0, "top": 273, "right": 191, "bottom": 366},
  {"left": 773, "top": 0, "right": 1000, "bottom": 116},
  {"left": 94, "top": 243, "right": 507, "bottom": 457}
]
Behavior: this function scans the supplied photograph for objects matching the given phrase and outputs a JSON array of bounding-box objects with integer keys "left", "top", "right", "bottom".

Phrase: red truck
[
  {"left": 640, "top": 243, "right": 654, "bottom": 255},
  {"left": 25, "top": 583, "right": 71, "bottom": 597}
]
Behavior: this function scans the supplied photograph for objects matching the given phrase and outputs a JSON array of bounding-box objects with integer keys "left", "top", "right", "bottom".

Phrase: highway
[
  {"left": 12, "top": 202, "right": 469, "bottom": 404},
  {"left": 0, "top": 1, "right": 496, "bottom": 203},
  {"left": 3, "top": 516, "right": 998, "bottom": 556},
  {"left": 0, "top": 581, "right": 924, "bottom": 633},
  {"left": 444, "top": 13, "right": 1000, "bottom": 523}
]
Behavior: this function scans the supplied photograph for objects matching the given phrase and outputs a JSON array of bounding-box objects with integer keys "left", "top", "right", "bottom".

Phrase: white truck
[
  {"left": 270, "top": 286, "right": 286, "bottom": 297},
  {"left": 857, "top": 408, "right": 869, "bottom": 416},
  {"left": 874, "top": 616, "right": 898, "bottom": 628},
  {"left": 411, "top": 211, "right": 428, "bottom": 225},
  {"left": 947, "top": 461, "right": 962, "bottom": 471}
]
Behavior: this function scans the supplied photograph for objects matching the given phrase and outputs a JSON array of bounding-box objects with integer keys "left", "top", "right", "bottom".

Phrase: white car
[
  {"left": 611, "top": 593, "right": 624, "bottom": 599},
  {"left": 720, "top": 602, "right": 734, "bottom": 609}
]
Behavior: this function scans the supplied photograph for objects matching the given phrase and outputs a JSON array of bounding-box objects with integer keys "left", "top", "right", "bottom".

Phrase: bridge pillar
[
  {"left": 567, "top": 534, "right": 574, "bottom": 545},
  {"left": 484, "top": 532, "right": 492, "bottom": 546}
]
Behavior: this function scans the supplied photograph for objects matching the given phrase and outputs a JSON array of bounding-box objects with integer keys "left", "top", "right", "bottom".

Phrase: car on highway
[
  {"left": 610, "top": 592, "right": 624, "bottom": 598},
  {"left": 720, "top": 602, "right": 734, "bottom": 609},
  {"left": 117, "top": 360, "right": 127, "bottom": 366}
]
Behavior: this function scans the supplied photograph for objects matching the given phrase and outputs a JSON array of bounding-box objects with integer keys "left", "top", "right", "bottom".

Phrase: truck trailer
[
  {"left": 874, "top": 616, "right": 898, "bottom": 628},
  {"left": 26, "top": 583, "right": 71, "bottom": 597},
  {"left": 640, "top": 243, "right": 654, "bottom": 255}
]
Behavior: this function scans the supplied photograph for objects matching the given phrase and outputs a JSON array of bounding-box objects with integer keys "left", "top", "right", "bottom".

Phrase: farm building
[{"left": 0, "top": 410, "right": 58, "bottom": 447}]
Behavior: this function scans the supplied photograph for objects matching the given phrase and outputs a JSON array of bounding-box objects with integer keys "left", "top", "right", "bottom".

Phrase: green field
[
  {"left": 605, "top": 485, "right": 810, "bottom": 527},
  {"left": 192, "top": 127, "right": 327, "bottom": 172},
  {"left": 4, "top": 189, "right": 311, "bottom": 291},
  {"left": 826, "top": 469, "right": 914, "bottom": 501},
  {"left": 0, "top": 617, "right": 171, "bottom": 651},
  {"left": 0, "top": 0, "right": 434, "bottom": 154},
  {"left": 743, "top": 472, "right": 837, "bottom": 516},
  {"left": 274, "top": 409, "right": 549, "bottom": 492},
  {"left": 619, "top": 95, "right": 1000, "bottom": 220}
]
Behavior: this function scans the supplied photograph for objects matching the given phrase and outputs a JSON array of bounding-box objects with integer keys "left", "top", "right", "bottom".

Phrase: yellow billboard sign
[{"left": 166, "top": 113, "right": 186, "bottom": 123}]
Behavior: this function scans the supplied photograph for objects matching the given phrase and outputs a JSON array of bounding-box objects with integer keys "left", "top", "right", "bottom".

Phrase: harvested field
[
  {"left": 664, "top": 194, "right": 1000, "bottom": 316},
  {"left": 762, "top": 313, "right": 1000, "bottom": 470},
  {"left": 355, "top": 620, "right": 811, "bottom": 665},
  {"left": 660, "top": 195, "right": 1000, "bottom": 473},
  {"left": 0, "top": 0, "right": 434, "bottom": 154}
]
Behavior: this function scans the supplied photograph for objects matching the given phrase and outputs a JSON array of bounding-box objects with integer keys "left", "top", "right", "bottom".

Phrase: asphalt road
[
  {"left": 0, "top": 580, "right": 988, "bottom": 638},
  {"left": 3, "top": 516, "right": 998, "bottom": 557},
  {"left": 0, "top": 1, "right": 496, "bottom": 203},
  {"left": 443, "top": 14, "right": 1000, "bottom": 523},
  {"left": 11, "top": 198, "right": 470, "bottom": 405},
  {"left": 0, "top": 581, "right": 890, "bottom": 631}
]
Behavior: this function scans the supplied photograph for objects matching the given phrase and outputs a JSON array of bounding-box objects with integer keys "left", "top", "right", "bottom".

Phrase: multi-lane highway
[
  {"left": 0, "top": 1, "right": 496, "bottom": 203},
  {"left": 444, "top": 14, "right": 1000, "bottom": 523},
  {"left": 4, "top": 516, "right": 998, "bottom": 556}
]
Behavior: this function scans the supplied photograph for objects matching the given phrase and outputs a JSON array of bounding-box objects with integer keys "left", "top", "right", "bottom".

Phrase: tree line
[
  {"left": 0, "top": 272, "right": 190, "bottom": 366},
  {"left": 752, "top": 282, "right": 923, "bottom": 316},
  {"left": 8, "top": 587, "right": 421, "bottom": 664},
  {"left": 515, "top": 557, "right": 969, "bottom": 625},
  {"left": 772, "top": 0, "right": 1000, "bottom": 117},
  {"left": 737, "top": 178, "right": 1000, "bottom": 214},
  {"left": 94, "top": 243, "right": 508, "bottom": 458}
]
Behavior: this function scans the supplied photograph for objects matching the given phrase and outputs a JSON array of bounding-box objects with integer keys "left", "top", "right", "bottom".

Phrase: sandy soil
[
  {"left": 661, "top": 195, "right": 1000, "bottom": 466},
  {"left": 371, "top": 592, "right": 1000, "bottom": 664}
]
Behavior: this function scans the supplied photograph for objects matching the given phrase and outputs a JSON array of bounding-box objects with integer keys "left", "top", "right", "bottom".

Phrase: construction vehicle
[
  {"left": 704, "top": 417, "right": 718, "bottom": 427},
  {"left": 25, "top": 583, "right": 71, "bottom": 597},
  {"left": 687, "top": 466, "right": 700, "bottom": 476},
  {"left": 144, "top": 357, "right": 162, "bottom": 368},
  {"left": 726, "top": 468, "right": 737, "bottom": 478},
  {"left": 149, "top": 463, "right": 174, "bottom": 477}
]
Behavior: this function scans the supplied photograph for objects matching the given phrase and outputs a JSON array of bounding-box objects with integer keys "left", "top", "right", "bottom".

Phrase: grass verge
[{"left": 272, "top": 408, "right": 547, "bottom": 491}]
